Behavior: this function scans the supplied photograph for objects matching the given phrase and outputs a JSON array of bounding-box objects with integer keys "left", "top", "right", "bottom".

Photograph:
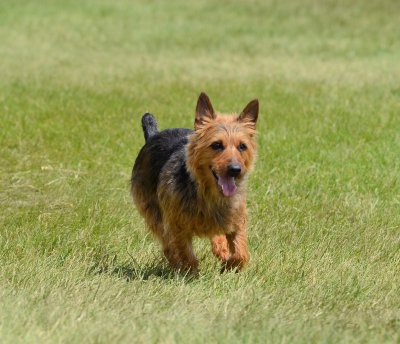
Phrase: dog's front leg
[
  {"left": 222, "top": 217, "right": 249, "bottom": 272},
  {"left": 162, "top": 227, "right": 199, "bottom": 274},
  {"left": 211, "top": 235, "right": 230, "bottom": 262}
]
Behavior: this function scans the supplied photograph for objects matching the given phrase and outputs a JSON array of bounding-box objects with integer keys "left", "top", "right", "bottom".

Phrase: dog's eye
[
  {"left": 211, "top": 141, "right": 224, "bottom": 151},
  {"left": 238, "top": 143, "right": 247, "bottom": 152}
]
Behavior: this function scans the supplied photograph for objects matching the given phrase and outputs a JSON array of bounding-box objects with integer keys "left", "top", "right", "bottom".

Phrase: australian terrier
[{"left": 131, "top": 92, "right": 259, "bottom": 273}]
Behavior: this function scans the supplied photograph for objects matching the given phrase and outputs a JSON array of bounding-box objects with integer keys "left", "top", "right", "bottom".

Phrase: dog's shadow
[
  {"left": 90, "top": 254, "right": 197, "bottom": 282},
  {"left": 112, "top": 263, "right": 177, "bottom": 281}
]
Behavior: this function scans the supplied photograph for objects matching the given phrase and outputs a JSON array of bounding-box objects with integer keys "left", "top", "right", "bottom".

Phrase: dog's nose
[{"left": 227, "top": 164, "right": 241, "bottom": 177}]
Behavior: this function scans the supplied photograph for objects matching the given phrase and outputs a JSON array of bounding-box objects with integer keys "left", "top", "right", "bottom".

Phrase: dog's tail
[{"left": 141, "top": 113, "right": 158, "bottom": 142}]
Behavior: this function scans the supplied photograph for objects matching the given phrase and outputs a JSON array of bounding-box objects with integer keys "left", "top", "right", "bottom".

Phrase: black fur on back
[{"left": 131, "top": 127, "right": 194, "bottom": 197}]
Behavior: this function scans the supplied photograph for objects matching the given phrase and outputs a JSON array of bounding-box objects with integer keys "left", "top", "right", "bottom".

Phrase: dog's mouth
[{"left": 211, "top": 169, "right": 238, "bottom": 197}]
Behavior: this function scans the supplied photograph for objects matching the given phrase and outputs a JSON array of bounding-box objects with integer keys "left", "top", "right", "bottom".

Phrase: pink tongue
[{"left": 217, "top": 176, "right": 237, "bottom": 197}]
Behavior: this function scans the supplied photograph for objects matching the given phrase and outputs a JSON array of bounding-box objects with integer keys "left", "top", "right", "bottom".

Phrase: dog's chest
[{"left": 185, "top": 204, "right": 236, "bottom": 236}]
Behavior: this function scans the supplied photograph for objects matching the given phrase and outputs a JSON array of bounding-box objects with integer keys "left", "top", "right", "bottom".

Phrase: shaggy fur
[{"left": 131, "top": 92, "right": 259, "bottom": 273}]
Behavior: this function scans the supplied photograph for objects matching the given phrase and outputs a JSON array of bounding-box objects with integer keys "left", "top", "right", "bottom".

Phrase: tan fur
[{"left": 132, "top": 93, "right": 258, "bottom": 274}]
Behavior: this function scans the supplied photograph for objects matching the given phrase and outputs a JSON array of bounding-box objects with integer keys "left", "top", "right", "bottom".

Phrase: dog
[{"left": 131, "top": 92, "right": 259, "bottom": 273}]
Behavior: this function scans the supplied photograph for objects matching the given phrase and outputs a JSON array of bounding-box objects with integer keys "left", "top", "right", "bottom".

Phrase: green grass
[{"left": 1, "top": 0, "right": 400, "bottom": 342}]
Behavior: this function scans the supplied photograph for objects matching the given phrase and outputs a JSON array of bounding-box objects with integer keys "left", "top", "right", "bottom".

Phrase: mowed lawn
[{"left": 1, "top": 0, "right": 399, "bottom": 343}]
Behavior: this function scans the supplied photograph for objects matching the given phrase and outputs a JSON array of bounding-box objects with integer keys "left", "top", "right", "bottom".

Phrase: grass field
[{"left": 1, "top": 0, "right": 400, "bottom": 342}]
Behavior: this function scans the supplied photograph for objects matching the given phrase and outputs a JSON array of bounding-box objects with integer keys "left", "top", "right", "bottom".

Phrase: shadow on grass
[{"left": 89, "top": 253, "right": 197, "bottom": 282}]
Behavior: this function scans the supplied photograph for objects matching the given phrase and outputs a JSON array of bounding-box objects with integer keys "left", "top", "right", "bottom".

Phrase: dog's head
[{"left": 187, "top": 92, "right": 259, "bottom": 198}]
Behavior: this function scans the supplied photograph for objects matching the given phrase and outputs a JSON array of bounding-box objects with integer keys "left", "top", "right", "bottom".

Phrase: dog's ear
[
  {"left": 195, "top": 92, "right": 216, "bottom": 129},
  {"left": 238, "top": 99, "right": 259, "bottom": 128}
]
